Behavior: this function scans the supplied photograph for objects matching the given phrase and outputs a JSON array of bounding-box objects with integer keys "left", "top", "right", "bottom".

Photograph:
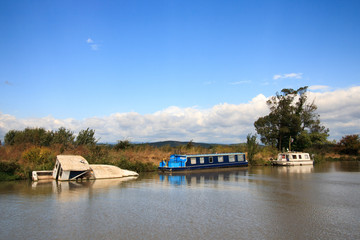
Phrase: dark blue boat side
[{"left": 158, "top": 153, "right": 248, "bottom": 172}]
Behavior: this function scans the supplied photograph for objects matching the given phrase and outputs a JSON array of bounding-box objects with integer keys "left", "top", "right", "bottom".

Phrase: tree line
[{"left": 4, "top": 127, "right": 97, "bottom": 147}]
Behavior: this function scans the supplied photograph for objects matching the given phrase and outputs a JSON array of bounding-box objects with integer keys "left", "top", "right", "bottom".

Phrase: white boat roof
[
  {"left": 278, "top": 152, "right": 310, "bottom": 155},
  {"left": 56, "top": 155, "right": 91, "bottom": 171}
]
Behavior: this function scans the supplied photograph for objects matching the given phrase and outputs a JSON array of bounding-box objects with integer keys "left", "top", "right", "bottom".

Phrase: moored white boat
[{"left": 272, "top": 152, "right": 313, "bottom": 166}]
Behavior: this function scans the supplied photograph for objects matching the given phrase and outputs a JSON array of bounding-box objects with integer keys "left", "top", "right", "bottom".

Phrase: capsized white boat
[
  {"left": 32, "top": 155, "right": 138, "bottom": 181},
  {"left": 272, "top": 152, "right": 313, "bottom": 166}
]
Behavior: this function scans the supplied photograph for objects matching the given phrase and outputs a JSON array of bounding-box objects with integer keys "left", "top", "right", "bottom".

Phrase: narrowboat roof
[
  {"left": 174, "top": 153, "right": 245, "bottom": 158},
  {"left": 56, "top": 155, "right": 91, "bottom": 171}
]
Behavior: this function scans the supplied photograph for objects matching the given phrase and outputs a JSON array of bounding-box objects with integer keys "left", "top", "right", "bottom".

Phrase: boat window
[
  {"left": 229, "top": 155, "right": 235, "bottom": 162},
  {"left": 191, "top": 158, "right": 196, "bottom": 164},
  {"left": 292, "top": 155, "right": 297, "bottom": 159},
  {"left": 298, "top": 155, "right": 302, "bottom": 159},
  {"left": 305, "top": 154, "right": 309, "bottom": 159},
  {"left": 200, "top": 157, "right": 204, "bottom": 164},
  {"left": 209, "top": 157, "right": 213, "bottom": 163},
  {"left": 282, "top": 155, "right": 286, "bottom": 159},
  {"left": 238, "top": 155, "right": 244, "bottom": 161},
  {"left": 218, "top": 156, "right": 223, "bottom": 162}
]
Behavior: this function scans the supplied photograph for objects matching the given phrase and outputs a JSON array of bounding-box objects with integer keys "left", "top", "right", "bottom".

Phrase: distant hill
[{"left": 134, "top": 140, "right": 243, "bottom": 148}]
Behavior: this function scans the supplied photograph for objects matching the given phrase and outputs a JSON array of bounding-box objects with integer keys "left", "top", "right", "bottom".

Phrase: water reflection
[
  {"left": 0, "top": 162, "right": 359, "bottom": 240},
  {"left": 159, "top": 168, "right": 249, "bottom": 186},
  {"left": 28, "top": 177, "right": 138, "bottom": 201}
]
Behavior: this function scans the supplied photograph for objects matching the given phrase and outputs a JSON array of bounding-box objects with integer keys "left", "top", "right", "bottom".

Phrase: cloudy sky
[{"left": 1, "top": 0, "right": 360, "bottom": 143}]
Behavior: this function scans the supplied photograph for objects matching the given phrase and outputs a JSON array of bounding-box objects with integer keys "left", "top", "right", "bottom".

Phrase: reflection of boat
[
  {"left": 31, "top": 177, "right": 138, "bottom": 201},
  {"left": 276, "top": 165, "right": 314, "bottom": 174},
  {"left": 158, "top": 153, "right": 248, "bottom": 172},
  {"left": 159, "top": 168, "right": 248, "bottom": 186},
  {"left": 272, "top": 152, "right": 313, "bottom": 166},
  {"left": 32, "top": 155, "right": 138, "bottom": 181}
]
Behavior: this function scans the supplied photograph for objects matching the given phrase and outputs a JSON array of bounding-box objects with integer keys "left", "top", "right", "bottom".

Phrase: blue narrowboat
[{"left": 158, "top": 153, "right": 248, "bottom": 172}]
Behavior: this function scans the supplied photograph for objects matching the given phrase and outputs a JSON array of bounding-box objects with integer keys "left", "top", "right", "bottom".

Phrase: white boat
[
  {"left": 32, "top": 155, "right": 138, "bottom": 181},
  {"left": 272, "top": 152, "right": 313, "bottom": 166}
]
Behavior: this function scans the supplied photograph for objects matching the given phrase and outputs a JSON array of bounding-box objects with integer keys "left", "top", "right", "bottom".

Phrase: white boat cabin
[
  {"left": 53, "top": 155, "right": 92, "bottom": 181},
  {"left": 274, "top": 152, "right": 313, "bottom": 166}
]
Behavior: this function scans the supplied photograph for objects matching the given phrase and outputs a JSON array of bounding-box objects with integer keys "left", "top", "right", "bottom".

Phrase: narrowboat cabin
[
  {"left": 272, "top": 152, "right": 313, "bottom": 166},
  {"left": 158, "top": 153, "right": 248, "bottom": 172}
]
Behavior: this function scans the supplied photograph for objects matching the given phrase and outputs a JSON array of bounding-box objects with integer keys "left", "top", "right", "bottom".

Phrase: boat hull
[{"left": 272, "top": 161, "right": 313, "bottom": 166}]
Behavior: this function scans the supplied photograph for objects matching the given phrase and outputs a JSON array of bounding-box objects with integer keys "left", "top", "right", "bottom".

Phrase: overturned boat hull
[{"left": 32, "top": 155, "right": 138, "bottom": 181}]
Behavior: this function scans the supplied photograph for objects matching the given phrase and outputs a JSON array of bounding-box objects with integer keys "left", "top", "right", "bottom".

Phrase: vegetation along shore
[{"left": 1, "top": 86, "right": 359, "bottom": 180}]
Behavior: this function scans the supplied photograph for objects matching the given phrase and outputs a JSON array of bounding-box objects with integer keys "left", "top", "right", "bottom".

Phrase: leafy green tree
[
  {"left": 4, "top": 130, "right": 18, "bottom": 145},
  {"left": 4, "top": 128, "right": 52, "bottom": 146},
  {"left": 337, "top": 134, "right": 360, "bottom": 155},
  {"left": 246, "top": 134, "right": 258, "bottom": 164},
  {"left": 52, "top": 127, "right": 75, "bottom": 147},
  {"left": 75, "top": 128, "right": 97, "bottom": 146},
  {"left": 254, "top": 86, "right": 329, "bottom": 151}
]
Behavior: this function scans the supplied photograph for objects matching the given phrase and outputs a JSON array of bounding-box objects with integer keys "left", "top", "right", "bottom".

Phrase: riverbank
[
  {"left": 0, "top": 142, "right": 247, "bottom": 180},
  {"left": 0, "top": 143, "right": 358, "bottom": 181}
]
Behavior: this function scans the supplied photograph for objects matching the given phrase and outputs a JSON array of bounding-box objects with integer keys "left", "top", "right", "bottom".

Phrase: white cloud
[
  {"left": 86, "top": 38, "right": 99, "bottom": 50},
  {"left": 273, "top": 73, "right": 303, "bottom": 80},
  {"left": 229, "top": 80, "right": 251, "bottom": 85},
  {"left": 1, "top": 87, "right": 359, "bottom": 143},
  {"left": 0, "top": 95, "right": 269, "bottom": 144},
  {"left": 307, "top": 86, "right": 360, "bottom": 140},
  {"left": 309, "top": 85, "right": 330, "bottom": 91}
]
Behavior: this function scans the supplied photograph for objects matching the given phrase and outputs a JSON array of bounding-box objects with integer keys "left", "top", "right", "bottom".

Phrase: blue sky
[{"left": 1, "top": 0, "right": 360, "bottom": 143}]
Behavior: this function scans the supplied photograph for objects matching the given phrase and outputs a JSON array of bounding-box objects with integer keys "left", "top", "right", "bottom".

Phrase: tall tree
[
  {"left": 75, "top": 128, "right": 97, "bottom": 146},
  {"left": 254, "top": 86, "right": 329, "bottom": 151},
  {"left": 52, "top": 127, "right": 75, "bottom": 147},
  {"left": 246, "top": 134, "right": 258, "bottom": 165}
]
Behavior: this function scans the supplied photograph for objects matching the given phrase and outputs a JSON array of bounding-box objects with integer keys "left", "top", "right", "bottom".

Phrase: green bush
[
  {"left": 85, "top": 145, "right": 110, "bottom": 164},
  {"left": 0, "top": 161, "right": 21, "bottom": 181},
  {"left": 22, "top": 147, "right": 55, "bottom": 170},
  {"left": 114, "top": 157, "right": 157, "bottom": 173}
]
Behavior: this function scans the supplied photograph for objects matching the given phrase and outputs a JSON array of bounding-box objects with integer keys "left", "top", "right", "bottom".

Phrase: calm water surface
[{"left": 0, "top": 162, "right": 359, "bottom": 240}]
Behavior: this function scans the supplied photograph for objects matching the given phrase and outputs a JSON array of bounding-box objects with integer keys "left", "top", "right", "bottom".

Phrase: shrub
[
  {"left": 22, "top": 147, "right": 55, "bottom": 170},
  {"left": 114, "top": 156, "right": 157, "bottom": 172},
  {"left": 0, "top": 161, "right": 21, "bottom": 181},
  {"left": 114, "top": 140, "right": 132, "bottom": 151}
]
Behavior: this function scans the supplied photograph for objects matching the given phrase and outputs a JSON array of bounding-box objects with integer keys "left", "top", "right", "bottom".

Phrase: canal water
[{"left": 0, "top": 162, "right": 359, "bottom": 240}]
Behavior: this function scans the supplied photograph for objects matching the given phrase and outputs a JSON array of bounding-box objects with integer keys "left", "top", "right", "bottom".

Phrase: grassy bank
[
  {"left": 1, "top": 142, "right": 358, "bottom": 181},
  {"left": 0, "top": 142, "right": 247, "bottom": 180}
]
